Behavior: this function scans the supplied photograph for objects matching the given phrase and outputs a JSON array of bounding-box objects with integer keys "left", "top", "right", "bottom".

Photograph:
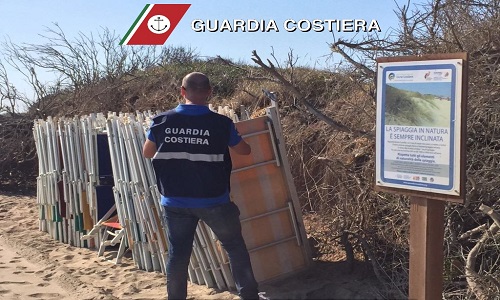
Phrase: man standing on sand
[{"left": 143, "top": 72, "right": 261, "bottom": 300}]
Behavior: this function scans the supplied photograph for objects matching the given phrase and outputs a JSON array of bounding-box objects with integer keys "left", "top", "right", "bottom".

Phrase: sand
[{"left": 0, "top": 193, "right": 384, "bottom": 300}]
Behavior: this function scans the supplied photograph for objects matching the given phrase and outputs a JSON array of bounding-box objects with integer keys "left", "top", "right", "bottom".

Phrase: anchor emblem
[{"left": 147, "top": 15, "right": 170, "bottom": 34}]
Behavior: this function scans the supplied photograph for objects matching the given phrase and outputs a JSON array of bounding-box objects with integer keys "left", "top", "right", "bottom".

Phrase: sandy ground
[{"left": 0, "top": 193, "right": 385, "bottom": 300}]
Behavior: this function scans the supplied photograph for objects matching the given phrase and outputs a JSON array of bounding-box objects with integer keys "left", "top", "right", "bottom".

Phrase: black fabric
[{"left": 150, "top": 109, "right": 233, "bottom": 198}]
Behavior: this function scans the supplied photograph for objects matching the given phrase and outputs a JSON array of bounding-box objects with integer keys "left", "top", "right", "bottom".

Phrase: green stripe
[
  {"left": 82, "top": 232, "right": 88, "bottom": 248},
  {"left": 40, "top": 206, "right": 45, "bottom": 220},
  {"left": 120, "top": 4, "right": 151, "bottom": 45},
  {"left": 79, "top": 213, "right": 84, "bottom": 232}
]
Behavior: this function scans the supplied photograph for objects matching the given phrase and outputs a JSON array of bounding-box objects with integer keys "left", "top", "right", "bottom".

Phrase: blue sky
[{"left": 0, "top": 0, "right": 425, "bottom": 98}]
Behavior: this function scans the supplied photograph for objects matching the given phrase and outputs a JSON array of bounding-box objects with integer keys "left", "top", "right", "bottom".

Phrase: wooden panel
[
  {"left": 228, "top": 113, "right": 309, "bottom": 284},
  {"left": 250, "top": 239, "right": 307, "bottom": 283},
  {"left": 231, "top": 117, "right": 275, "bottom": 170},
  {"left": 231, "top": 166, "right": 289, "bottom": 217},
  {"left": 241, "top": 210, "right": 294, "bottom": 249},
  {"left": 234, "top": 116, "right": 268, "bottom": 135}
]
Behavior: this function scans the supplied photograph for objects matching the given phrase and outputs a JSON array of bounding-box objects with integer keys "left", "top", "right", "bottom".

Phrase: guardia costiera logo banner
[{"left": 120, "top": 4, "right": 190, "bottom": 45}]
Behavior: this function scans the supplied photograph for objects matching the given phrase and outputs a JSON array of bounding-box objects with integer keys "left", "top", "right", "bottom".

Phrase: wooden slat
[
  {"left": 232, "top": 118, "right": 275, "bottom": 170},
  {"left": 231, "top": 165, "right": 289, "bottom": 218},
  {"left": 250, "top": 239, "right": 307, "bottom": 283}
]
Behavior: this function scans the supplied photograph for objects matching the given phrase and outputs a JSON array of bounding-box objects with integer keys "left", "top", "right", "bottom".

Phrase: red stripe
[{"left": 128, "top": 4, "right": 190, "bottom": 45}]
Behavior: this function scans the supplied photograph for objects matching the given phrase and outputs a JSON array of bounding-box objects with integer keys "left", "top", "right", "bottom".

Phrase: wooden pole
[{"left": 409, "top": 196, "right": 446, "bottom": 300}]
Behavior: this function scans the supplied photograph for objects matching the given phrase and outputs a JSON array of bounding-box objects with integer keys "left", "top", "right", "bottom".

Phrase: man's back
[{"left": 149, "top": 106, "right": 233, "bottom": 200}]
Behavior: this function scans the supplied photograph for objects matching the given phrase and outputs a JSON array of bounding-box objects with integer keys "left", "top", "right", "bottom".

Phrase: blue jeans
[{"left": 163, "top": 201, "right": 259, "bottom": 300}]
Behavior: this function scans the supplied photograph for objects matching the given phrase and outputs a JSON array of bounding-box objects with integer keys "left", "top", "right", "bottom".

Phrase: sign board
[{"left": 375, "top": 54, "right": 467, "bottom": 201}]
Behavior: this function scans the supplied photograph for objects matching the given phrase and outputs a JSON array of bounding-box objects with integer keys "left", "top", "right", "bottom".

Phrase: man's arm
[
  {"left": 228, "top": 121, "right": 251, "bottom": 155},
  {"left": 143, "top": 139, "right": 157, "bottom": 158},
  {"left": 230, "top": 139, "right": 251, "bottom": 155}
]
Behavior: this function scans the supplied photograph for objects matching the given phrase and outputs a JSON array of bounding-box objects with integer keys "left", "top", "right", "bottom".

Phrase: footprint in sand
[
  {"left": 27, "top": 292, "right": 62, "bottom": 298},
  {"left": 141, "top": 283, "right": 153, "bottom": 289},
  {"left": 0, "top": 281, "right": 28, "bottom": 285},
  {"left": 75, "top": 269, "right": 91, "bottom": 276},
  {"left": 96, "top": 270, "right": 108, "bottom": 275}
]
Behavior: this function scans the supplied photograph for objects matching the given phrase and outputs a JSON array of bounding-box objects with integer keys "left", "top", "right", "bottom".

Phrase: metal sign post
[{"left": 375, "top": 53, "right": 468, "bottom": 299}]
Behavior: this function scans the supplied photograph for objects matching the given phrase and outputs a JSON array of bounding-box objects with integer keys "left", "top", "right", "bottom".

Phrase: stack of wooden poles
[{"left": 33, "top": 105, "right": 247, "bottom": 291}]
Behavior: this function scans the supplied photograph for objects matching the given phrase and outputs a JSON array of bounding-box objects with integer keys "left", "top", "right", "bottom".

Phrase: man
[{"left": 143, "top": 72, "right": 260, "bottom": 300}]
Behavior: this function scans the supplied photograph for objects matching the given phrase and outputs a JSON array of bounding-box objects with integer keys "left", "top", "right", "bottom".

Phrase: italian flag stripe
[{"left": 120, "top": 4, "right": 153, "bottom": 45}]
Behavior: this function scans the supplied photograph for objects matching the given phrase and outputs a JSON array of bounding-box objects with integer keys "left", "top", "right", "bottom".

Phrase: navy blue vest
[{"left": 150, "top": 109, "right": 233, "bottom": 198}]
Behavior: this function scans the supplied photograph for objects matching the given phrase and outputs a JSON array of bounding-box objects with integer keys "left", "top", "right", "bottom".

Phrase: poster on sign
[{"left": 375, "top": 58, "right": 464, "bottom": 196}]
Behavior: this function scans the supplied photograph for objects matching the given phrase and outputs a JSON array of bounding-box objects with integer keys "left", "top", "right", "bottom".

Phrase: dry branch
[
  {"left": 458, "top": 223, "right": 488, "bottom": 241},
  {"left": 344, "top": 231, "right": 407, "bottom": 299},
  {"left": 251, "top": 50, "right": 374, "bottom": 139},
  {"left": 465, "top": 204, "right": 500, "bottom": 300},
  {"left": 479, "top": 204, "right": 500, "bottom": 229}
]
